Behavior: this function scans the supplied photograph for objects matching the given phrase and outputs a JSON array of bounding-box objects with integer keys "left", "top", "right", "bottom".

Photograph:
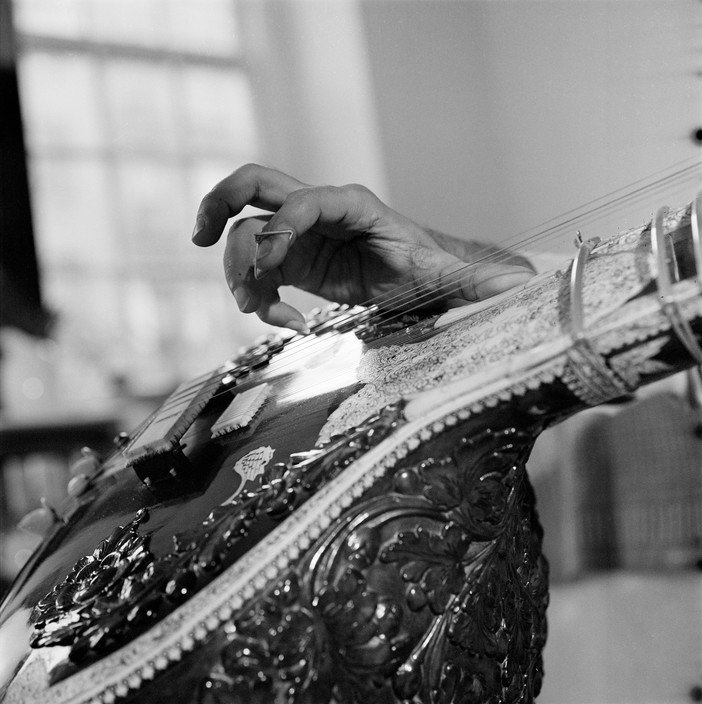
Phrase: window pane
[
  {"left": 104, "top": 60, "right": 179, "bottom": 153},
  {"left": 17, "top": 52, "right": 103, "bottom": 151},
  {"left": 13, "top": 0, "right": 259, "bottom": 396},
  {"left": 167, "top": 0, "right": 240, "bottom": 55},
  {"left": 43, "top": 275, "right": 123, "bottom": 369},
  {"left": 182, "top": 67, "right": 258, "bottom": 156},
  {"left": 12, "top": 0, "right": 90, "bottom": 39},
  {"left": 15, "top": 0, "right": 241, "bottom": 55},
  {"left": 87, "top": 0, "right": 161, "bottom": 47},
  {"left": 187, "top": 158, "right": 236, "bottom": 207},
  {"left": 115, "top": 158, "right": 189, "bottom": 259},
  {"left": 30, "top": 158, "right": 115, "bottom": 267}
]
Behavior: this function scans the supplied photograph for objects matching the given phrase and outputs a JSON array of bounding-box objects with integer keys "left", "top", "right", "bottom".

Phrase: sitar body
[{"left": 0, "top": 204, "right": 700, "bottom": 703}]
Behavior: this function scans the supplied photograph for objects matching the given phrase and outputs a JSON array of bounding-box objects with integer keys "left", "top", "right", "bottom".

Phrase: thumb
[{"left": 437, "top": 259, "right": 534, "bottom": 302}]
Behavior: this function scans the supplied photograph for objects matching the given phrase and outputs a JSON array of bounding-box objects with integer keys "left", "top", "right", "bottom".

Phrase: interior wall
[
  {"left": 360, "top": 0, "right": 701, "bottom": 257},
  {"left": 236, "top": 0, "right": 388, "bottom": 196}
]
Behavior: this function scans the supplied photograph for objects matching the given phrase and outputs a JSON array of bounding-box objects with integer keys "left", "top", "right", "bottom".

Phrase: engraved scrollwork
[
  {"left": 376, "top": 428, "right": 548, "bottom": 703},
  {"left": 202, "top": 424, "right": 548, "bottom": 704},
  {"left": 29, "top": 509, "right": 158, "bottom": 662},
  {"left": 29, "top": 405, "right": 404, "bottom": 670},
  {"left": 608, "top": 336, "right": 674, "bottom": 388},
  {"left": 200, "top": 575, "right": 332, "bottom": 704}
]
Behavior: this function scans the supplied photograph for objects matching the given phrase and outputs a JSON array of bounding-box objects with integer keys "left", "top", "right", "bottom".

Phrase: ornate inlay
[
  {"left": 608, "top": 337, "right": 674, "bottom": 388},
  {"left": 30, "top": 510, "right": 154, "bottom": 662},
  {"left": 562, "top": 341, "right": 633, "bottom": 405},
  {"left": 200, "top": 425, "right": 548, "bottom": 704},
  {"left": 230, "top": 445, "right": 275, "bottom": 486},
  {"left": 29, "top": 405, "right": 404, "bottom": 669}
]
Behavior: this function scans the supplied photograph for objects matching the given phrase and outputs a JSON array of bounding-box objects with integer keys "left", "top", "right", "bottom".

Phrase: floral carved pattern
[
  {"left": 30, "top": 509, "right": 156, "bottom": 663},
  {"left": 29, "top": 405, "right": 404, "bottom": 669},
  {"left": 608, "top": 337, "right": 673, "bottom": 389},
  {"left": 202, "top": 424, "right": 548, "bottom": 704},
  {"left": 29, "top": 404, "right": 547, "bottom": 704}
]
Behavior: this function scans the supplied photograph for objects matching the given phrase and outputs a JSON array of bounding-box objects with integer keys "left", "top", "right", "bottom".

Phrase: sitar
[{"left": 0, "top": 187, "right": 701, "bottom": 704}]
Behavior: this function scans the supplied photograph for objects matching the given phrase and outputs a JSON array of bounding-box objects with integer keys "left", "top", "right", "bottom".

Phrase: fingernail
[
  {"left": 501, "top": 265, "right": 534, "bottom": 281},
  {"left": 233, "top": 287, "right": 250, "bottom": 311},
  {"left": 286, "top": 319, "right": 310, "bottom": 335},
  {"left": 191, "top": 216, "right": 206, "bottom": 244},
  {"left": 254, "top": 238, "right": 275, "bottom": 279},
  {"left": 476, "top": 266, "right": 534, "bottom": 299},
  {"left": 254, "top": 263, "right": 268, "bottom": 280},
  {"left": 255, "top": 237, "right": 274, "bottom": 263}
]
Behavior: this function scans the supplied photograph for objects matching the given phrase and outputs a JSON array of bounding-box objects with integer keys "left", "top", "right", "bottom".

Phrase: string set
[{"left": 146, "top": 157, "right": 702, "bottom": 419}]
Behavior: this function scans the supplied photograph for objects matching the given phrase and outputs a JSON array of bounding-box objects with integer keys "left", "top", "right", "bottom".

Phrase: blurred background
[{"left": 0, "top": 0, "right": 700, "bottom": 702}]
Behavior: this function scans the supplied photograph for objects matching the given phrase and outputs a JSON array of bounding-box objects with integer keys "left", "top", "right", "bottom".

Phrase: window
[{"left": 12, "top": 0, "right": 264, "bottom": 409}]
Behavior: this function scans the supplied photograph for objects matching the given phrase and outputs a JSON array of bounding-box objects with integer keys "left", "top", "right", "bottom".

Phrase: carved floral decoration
[
  {"left": 30, "top": 402, "right": 548, "bottom": 704},
  {"left": 202, "top": 426, "right": 549, "bottom": 704},
  {"left": 29, "top": 405, "right": 404, "bottom": 667},
  {"left": 30, "top": 509, "right": 155, "bottom": 661}
]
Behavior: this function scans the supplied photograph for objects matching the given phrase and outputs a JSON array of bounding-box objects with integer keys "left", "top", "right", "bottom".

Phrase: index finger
[{"left": 191, "top": 164, "right": 309, "bottom": 247}]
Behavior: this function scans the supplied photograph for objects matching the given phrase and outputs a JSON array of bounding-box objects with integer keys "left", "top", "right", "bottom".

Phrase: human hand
[{"left": 192, "top": 164, "right": 534, "bottom": 331}]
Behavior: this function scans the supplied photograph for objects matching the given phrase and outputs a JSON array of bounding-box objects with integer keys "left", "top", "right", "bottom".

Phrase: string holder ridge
[{"left": 564, "top": 234, "right": 633, "bottom": 405}]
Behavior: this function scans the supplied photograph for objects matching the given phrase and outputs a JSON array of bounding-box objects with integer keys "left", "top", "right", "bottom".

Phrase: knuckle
[
  {"left": 343, "top": 183, "right": 373, "bottom": 198},
  {"left": 228, "top": 163, "right": 264, "bottom": 197},
  {"left": 343, "top": 183, "right": 381, "bottom": 223},
  {"left": 233, "top": 162, "right": 261, "bottom": 181},
  {"left": 288, "top": 186, "right": 313, "bottom": 200},
  {"left": 284, "top": 187, "right": 318, "bottom": 214}
]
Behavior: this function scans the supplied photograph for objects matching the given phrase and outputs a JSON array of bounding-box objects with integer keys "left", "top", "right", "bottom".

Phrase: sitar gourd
[{"left": 0, "top": 196, "right": 701, "bottom": 704}]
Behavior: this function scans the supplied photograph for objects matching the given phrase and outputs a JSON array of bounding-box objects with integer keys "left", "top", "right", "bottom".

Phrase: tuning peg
[
  {"left": 17, "top": 498, "right": 62, "bottom": 536},
  {"left": 114, "top": 431, "right": 130, "bottom": 448},
  {"left": 67, "top": 473, "right": 90, "bottom": 497},
  {"left": 69, "top": 449, "right": 101, "bottom": 478}
]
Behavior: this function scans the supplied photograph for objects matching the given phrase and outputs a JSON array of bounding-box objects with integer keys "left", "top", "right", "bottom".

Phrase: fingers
[
  {"left": 256, "top": 290, "right": 309, "bottom": 333},
  {"left": 191, "top": 164, "right": 308, "bottom": 247},
  {"left": 223, "top": 216, "right": 309, "bottom": 332},
  {"left": 233, "top": 275, "right": 309, "bottom": 333},
  {"left": 221, "top": 180, "right": 379, "bottom": 329},
  {"left": 199, "top": 166, "right": 534, "bottom": 331},
  {"left": 254, "top": 183, "right": 382, "bottom": 278}
]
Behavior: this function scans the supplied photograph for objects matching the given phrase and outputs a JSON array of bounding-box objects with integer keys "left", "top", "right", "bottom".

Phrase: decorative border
[{"left": 561, "top": 342, "right": 632, "bottom": 406}]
